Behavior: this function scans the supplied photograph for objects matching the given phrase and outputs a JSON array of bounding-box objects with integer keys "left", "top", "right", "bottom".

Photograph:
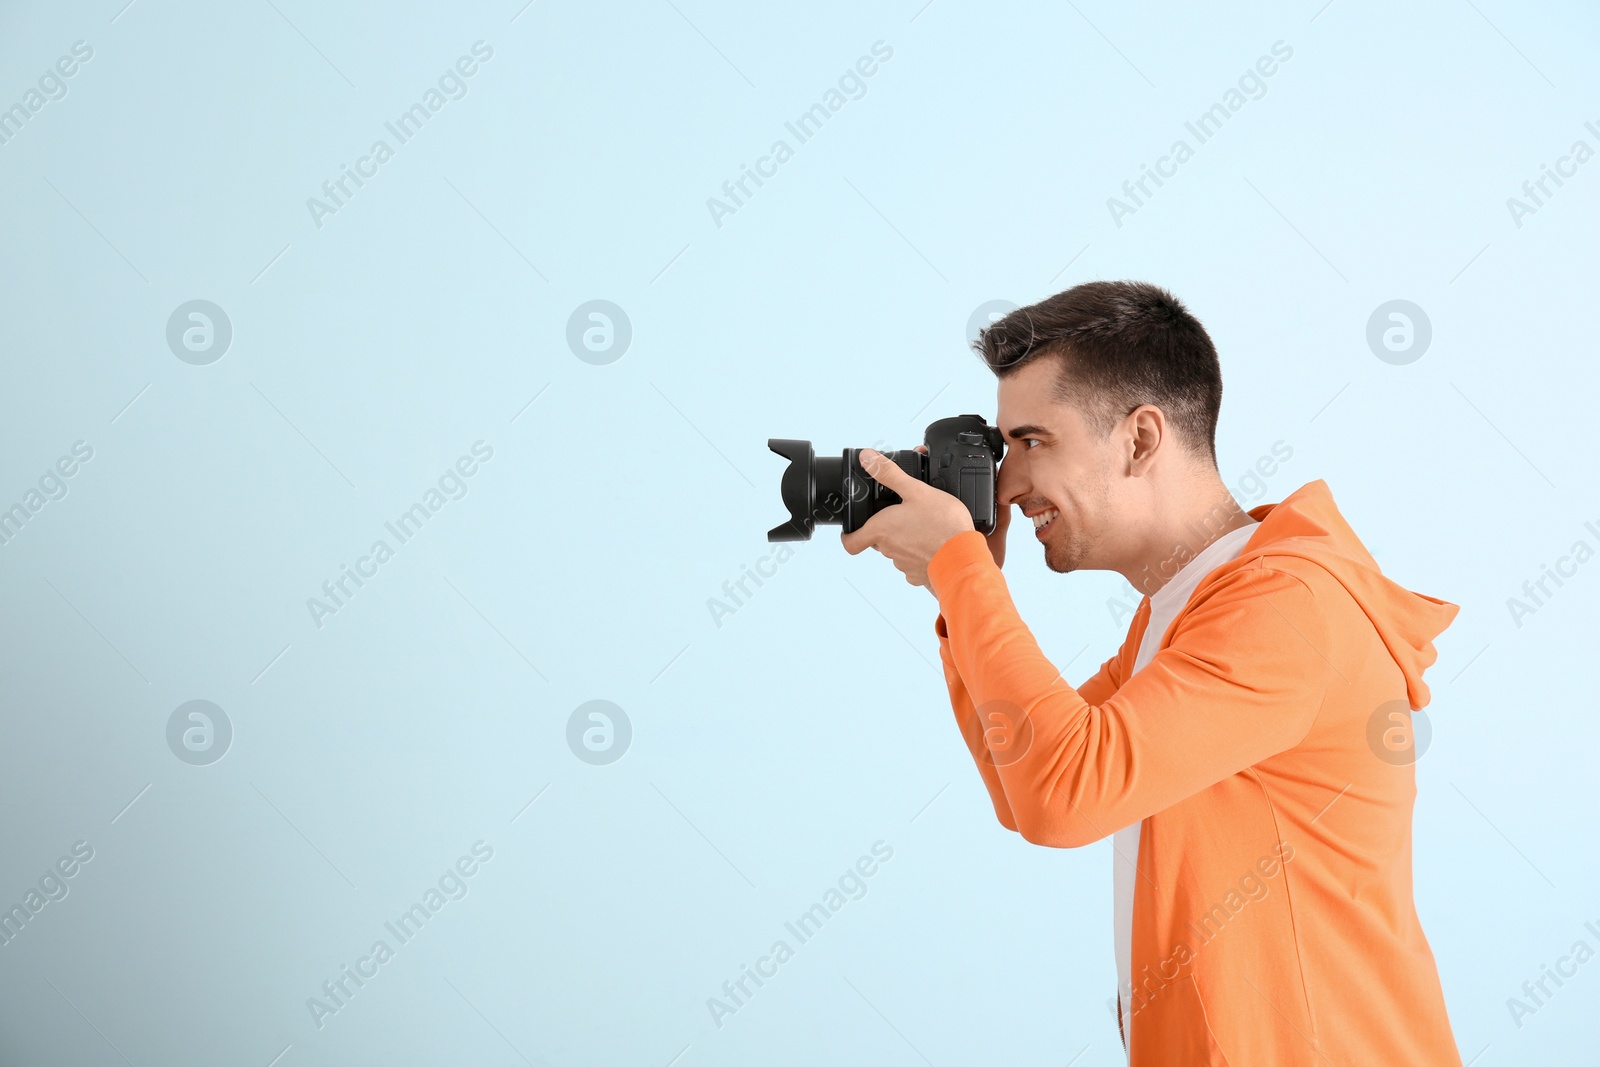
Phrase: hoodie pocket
[{"left": 1133, "top": 974, "right": 1231, "bottom": 1066}]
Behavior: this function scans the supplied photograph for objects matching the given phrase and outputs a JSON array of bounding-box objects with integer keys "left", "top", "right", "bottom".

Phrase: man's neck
[{"left": 1125, "top": 485, "right": 1255, "bottom": 599}]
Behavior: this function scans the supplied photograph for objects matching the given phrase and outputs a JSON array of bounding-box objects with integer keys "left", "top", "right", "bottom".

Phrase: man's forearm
[{"left": 935, "top": 612, "right": 1020, "bottom": 832}]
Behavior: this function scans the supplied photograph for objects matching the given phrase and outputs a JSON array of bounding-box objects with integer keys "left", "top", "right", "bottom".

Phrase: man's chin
[{"left": 1042, "top": 537, "right": 1088, "bottom": 574}]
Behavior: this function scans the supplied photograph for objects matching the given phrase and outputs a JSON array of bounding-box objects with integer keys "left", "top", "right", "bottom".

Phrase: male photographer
[{"left": 841, "top": 281, "right": 1462, "bottom": 1065}]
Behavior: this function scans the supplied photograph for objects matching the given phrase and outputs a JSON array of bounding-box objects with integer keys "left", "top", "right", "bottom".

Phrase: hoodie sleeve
[
  {"left": 934, "top": 613, "right": 1126, "bottom": 835},
  {"left": 934, "top": 612, "right": 1019, "bottom": 832},
  {"left": 927, "top": 530, "right": 1331, "bottom": 848}
]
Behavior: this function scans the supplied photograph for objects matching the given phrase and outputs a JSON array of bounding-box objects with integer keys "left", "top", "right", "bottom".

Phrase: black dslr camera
[{"left": 766, "top": 414, "right": 1004, "bottom": 542}]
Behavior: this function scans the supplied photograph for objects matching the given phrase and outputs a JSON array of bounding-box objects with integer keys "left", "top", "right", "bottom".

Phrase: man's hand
[
  {"left": 914, "top": 443, "right": 1010, "bottom": 568},
  {"left": 840, "top": 447, "right": 977, "bottom": 594}
]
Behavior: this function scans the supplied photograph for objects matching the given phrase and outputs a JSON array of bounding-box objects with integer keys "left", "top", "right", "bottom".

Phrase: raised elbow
[{"left": 1012, "top": 807, "right": 1102, "bottom": 849}]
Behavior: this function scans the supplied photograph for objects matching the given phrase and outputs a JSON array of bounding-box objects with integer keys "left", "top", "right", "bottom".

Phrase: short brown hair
[{"left": 973, "top": 280, "right": 1222, "bottom": 466}]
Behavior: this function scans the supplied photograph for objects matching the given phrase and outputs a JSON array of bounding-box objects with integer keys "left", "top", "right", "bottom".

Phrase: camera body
[{"left": 767, "top": 414, "right": 1004, "bottom": 542}]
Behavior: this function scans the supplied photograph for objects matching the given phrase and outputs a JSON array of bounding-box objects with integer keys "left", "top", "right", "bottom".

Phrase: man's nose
[{"left": 997, "top": 454, "right": 1026, "bottom": 508}]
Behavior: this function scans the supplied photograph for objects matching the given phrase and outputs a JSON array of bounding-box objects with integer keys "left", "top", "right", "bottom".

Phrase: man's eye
[{"left": 1023, "top": 439, "right": 1041, "bottom": 450}]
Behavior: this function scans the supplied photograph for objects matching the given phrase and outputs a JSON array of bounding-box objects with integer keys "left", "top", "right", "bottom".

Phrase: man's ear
[{"left": 1125, "top": 405, "right": 1166, "bottom": 475}]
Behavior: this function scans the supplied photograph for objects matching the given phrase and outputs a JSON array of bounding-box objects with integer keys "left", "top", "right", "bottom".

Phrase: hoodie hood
[{"left": 1230, "top": 478, "right": 1459, "bottom": 711}]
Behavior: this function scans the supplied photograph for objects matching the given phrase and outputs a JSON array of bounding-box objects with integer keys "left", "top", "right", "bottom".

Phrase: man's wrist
[{"left": 928, "top": 529, "right": 996, "bottom": 602}]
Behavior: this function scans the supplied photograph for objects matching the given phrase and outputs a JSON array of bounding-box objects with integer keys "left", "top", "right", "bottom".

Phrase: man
[{"left": 841, "top": 281, "right": 1462, "bottom": 1065}]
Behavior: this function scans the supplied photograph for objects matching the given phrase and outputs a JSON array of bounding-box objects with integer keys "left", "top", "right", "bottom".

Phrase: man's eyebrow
[{"left": 1004, "top": 423, "right": 1054, "bottom": 441}]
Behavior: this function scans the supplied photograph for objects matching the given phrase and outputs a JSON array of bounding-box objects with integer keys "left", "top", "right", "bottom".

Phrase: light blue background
[{"left": 1, "top": 0, "right": 1596, "bottom": 1063}]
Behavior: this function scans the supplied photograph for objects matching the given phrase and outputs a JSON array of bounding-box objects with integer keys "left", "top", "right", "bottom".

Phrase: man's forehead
[{"left": 996, "top": 371, "right": 1076, "bottom": 439}]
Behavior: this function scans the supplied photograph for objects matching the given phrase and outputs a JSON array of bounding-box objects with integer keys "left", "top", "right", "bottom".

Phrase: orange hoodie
[{"left": 928, "top": 479, "right": 1462, "bottom": 1065}]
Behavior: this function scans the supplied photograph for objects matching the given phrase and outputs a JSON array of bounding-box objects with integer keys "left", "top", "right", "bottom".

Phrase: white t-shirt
[{"left": 1114, "top": 518, "right": 1260, "bottom": 1055}]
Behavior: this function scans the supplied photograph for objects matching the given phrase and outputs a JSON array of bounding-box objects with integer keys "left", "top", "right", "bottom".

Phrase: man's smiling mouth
[{"left": 1026, "top": 506, "right": 1060, "bottom": 538}]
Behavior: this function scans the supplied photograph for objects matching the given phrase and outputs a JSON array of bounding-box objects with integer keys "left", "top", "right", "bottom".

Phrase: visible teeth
[{"left": 1031, "top": 508, "right": 1059, "bottom": 529}]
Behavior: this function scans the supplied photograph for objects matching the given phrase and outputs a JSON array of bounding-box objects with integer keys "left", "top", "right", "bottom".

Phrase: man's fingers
[
  {"left": 859, "top": 448, "right": 925, "bottom": 495},
  {"left": 840, "top": 522, "right": 875, "bottom": 555},
  {"left": 843, "top": 506, "right": 899, "bottom": 555}
]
